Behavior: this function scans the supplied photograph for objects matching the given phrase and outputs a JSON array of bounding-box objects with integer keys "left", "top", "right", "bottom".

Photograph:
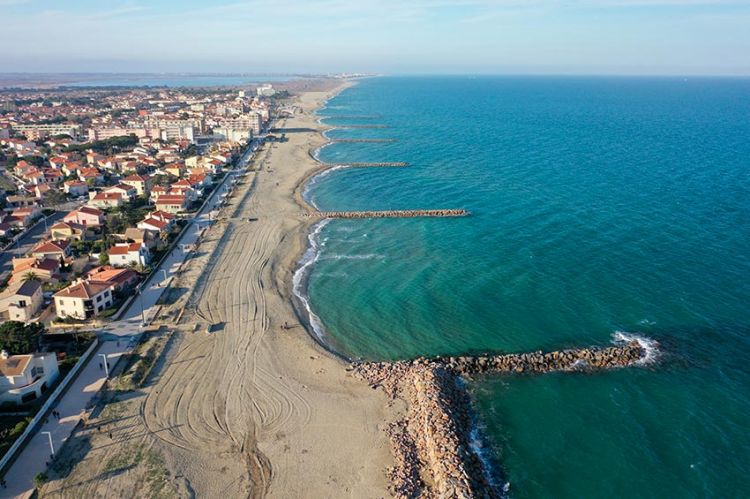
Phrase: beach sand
[{"left": 40, "top": 82, "right": 396, "bottom": 498}]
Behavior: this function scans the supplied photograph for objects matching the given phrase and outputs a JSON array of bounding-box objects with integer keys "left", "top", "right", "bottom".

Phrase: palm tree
[{"left": 21, "top": 272, "right": 39, "bottom": 283}]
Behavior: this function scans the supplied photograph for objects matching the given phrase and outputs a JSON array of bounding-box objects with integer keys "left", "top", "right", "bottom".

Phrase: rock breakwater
[
  {"left": 353, "top": 341, "right": 646, "bottom": 498},
  {"left": 328, "top": 161, "right": 408, "bottom": 167},
  {"left": 304, "top": 209, "right": 469, "bottom": 219}
]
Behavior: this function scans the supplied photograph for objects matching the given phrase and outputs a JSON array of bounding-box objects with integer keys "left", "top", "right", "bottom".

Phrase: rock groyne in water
[
  {"left": 328, "top": 161, "right": 408, "bottom": 167},
  {"left": 353, "top": 341, "right": 646, "bottom": 498},
  {"left": 305, "top": 209, "right": 469, "bottom": 219},
  {"left": 330, "top": 138, "right": 398, "bottom": 143}
]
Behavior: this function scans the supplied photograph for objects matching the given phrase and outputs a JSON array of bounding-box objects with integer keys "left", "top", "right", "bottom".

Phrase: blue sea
[{"left": 297, "top": 76, "right": 750, "bottom": 498}]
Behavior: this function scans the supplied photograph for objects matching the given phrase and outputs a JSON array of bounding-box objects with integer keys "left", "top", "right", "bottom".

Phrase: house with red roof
[
  {"left": 169, "top": 179, "right": 198, "bottom": 200},
  {"left": 137, "top": 217, "right": 169, "bottom": 234},
  {"left": 54, "top": 280, "right": 113, "bottom": 319},
  {"left": 85, "top": 265, "right": 139, "bottom": 293},
  {"left": 30, "top": 239, "right": 71, "bottom": 261},
  {"left": 50, "top": 221, "right": 90, "bottom": 241},
  {"left": 11, "top": 257, "right": 61, "bottom": 283},
  {"left": 149, "top": 185, "right": 168, "bottom": 201},
  {"left": 64, "top": 206, "right": 104, "bottom": 228},
  {"left": 154, "top": 194, "right": 188, "bottom": 214},
  {"left": 63, "top": 180, "right": 89, "bottom": 197},
  {"left": 103, "top": 183, "right": 137, "bottom": 201},
  {"left": 108, "top": 242, "right": 151, "bottom": 267},
  {"left": 78, "top": 167, "right": 104, "bottom": 184},
  {"left": 6, "top": 207, "right": 41, "bottom": 228},
  {"left": 121, "top": 174, "right": 149, "bottom": 196},
  {"left": 87, "top": 191, "right": 125, "bottom": 209}
]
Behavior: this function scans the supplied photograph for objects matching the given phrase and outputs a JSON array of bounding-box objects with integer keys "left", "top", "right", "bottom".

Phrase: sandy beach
[{"left": 39, "top": 81, "right": 396, "bottom": 498}]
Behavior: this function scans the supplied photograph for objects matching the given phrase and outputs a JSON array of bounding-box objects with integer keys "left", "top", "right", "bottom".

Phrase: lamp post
[
  {"left": 138, "top": 289, "right": 146, "bottom": 325},
  {"left": 159, "top": 269, "right": 167, "bottom": 285},
  {"left": 98, "top": 353, "right": 109, "bottom": 377},
  {"left": 42, "top": 431, "right": 55, "bottom": 457}
]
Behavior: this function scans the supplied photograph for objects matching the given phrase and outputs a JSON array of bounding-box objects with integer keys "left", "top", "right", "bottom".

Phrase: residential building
[
  {"left": 54, "top": 281, "right": 113, "bottom": 319},
  {"left": 122, "top": 174, "right": 149, "bottom": 196},
  {"left": 64, "top": 206, "right": 104, "bottom": 228},
  {"left": 0, "top": 280, "right": 43, "bottom": 322},
  {"left": 30, "top": 239, "right": 71, "bottom": 261},
  {"left": 0, "top": 351, "right": 60, "bottom": 405},
  {"left": 11, "top": 123, "right": 83, "bottom": 140},
  {"left": 11, "top": 257, "right": 60, "bottom": 283},
  {"left": 155, "top": 194, "right": 188, "bottom": 214},
  {"left": 103, "top": 183, "right": 137, "bottom": 201},
  {"left": 85, "top": 265, "right": 139, "bottom": 293},
  {"left": 87, "top": 191, "right": 125, "bottom": 209},
  {"left": 49, "top": 221, "right": 90, "bottom": 241},
  {"left": 137, "top": 217, "right": 170, "bottom": 234},
  {"left": 108, "top": 242, "right": 151, "bottom": 267},
  {"left": 149, "top": 185, "right": 168, "bottom": 201},
  {"left": 87, "top": 127, "right": 160, "bottom": 141},
  {"left": 63, "top": 180, "right": 89, "bottom": 197},
  {"left": 256, "top": 84, "right": 275, "bottom": 97}
]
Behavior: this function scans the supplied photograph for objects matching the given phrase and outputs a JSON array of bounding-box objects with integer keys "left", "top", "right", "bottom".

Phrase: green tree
[
  {"left": 21, "top": 272, "right": 39, "bottom": 283},
  {"left": 98, "top": 252, "right": 109, "bottom": 266},
  {"left": 34, "top": 472, "right": 49, "bottom": 488},
  {"left": 43, "top": 189, "right": 68, "bottom": 207},
  {"left": 0, "top": 322, "right": 45, "bottom": 355}
]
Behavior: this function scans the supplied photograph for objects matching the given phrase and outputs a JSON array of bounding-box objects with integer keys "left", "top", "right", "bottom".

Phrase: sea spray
[{"left": 612, "top": 331, "right": 660, "bottom": 365}]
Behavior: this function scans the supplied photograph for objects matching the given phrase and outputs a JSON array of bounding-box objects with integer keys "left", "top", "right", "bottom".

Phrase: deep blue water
[{"left": 300, "top": 76, "right": 750, "bottom": 498}]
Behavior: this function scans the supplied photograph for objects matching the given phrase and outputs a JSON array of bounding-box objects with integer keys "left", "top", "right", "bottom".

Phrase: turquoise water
[{"left": 300, "top": 77, "right": 750, "bottom": 497}]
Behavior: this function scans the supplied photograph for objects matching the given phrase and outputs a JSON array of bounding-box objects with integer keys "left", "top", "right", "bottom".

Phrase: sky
[{"left": 1, "top": 0, "right": 749, "bottom": 75}]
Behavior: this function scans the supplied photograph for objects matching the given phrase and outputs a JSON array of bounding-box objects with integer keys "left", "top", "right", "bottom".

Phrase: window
[
  {"left": 59, "top": 299, "right": 64, "bottom": 305},
  {"left": 96, "top": 295, "right": 102, "bottom": 302}
]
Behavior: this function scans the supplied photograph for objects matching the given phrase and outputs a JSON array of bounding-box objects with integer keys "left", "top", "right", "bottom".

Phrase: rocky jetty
[
  {"left": 330, "top": 138, "right": 398, "bottom": 143},
  {"left": 305, "top": 209, "right": 469, "bottom": 219},
  {"left": 329, "top": 161, "right": 409, "bottom": 167},
  {"left": 353, "top": 341, "right": 646, "bottom": 498}
]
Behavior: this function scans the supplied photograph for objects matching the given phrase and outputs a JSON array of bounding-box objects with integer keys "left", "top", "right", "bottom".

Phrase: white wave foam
[
  {"left": 612, "top": 331, "right": 660, "bottom": 365},
  {"left": 321, "top": 253, "right": 384, "bottom": 261},
  {"left": 302, "top": 164, "right": 348, "bottom": 208},
  {"left": 292, "top": 219, "right": 331, "bottom": 343}
]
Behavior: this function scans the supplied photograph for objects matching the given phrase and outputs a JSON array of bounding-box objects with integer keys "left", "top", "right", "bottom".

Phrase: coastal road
[{"left": 1, "top": 140, "right": 261, "bottom": 498}]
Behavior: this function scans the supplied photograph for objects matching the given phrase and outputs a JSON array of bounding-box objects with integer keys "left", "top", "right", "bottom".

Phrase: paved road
[
  {"left": 0, "top": 213, "right": 65, "bottom": 278},
  {"left": 0, "top": 199, "right": 81, "bottom": 278},
  {"left": 1, "top": 140, "right": 261, "bottom": 498}
]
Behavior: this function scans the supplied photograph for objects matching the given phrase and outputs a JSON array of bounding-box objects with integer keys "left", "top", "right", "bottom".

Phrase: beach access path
[{"left": 1, "top": 140, "right": 261, "bottom": 499}]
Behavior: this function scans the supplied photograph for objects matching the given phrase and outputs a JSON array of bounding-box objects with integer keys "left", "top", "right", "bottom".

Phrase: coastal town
[{"left": 0, "top": 82, "right": 284, "bottom": 494}]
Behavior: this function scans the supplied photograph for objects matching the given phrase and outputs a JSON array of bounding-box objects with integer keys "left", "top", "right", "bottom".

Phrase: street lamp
[
  {"left": 98, "top": 353, "right": 109, "bottom": 377},
  {"left": 137, "top": 289, "right": 146, "bottom": 325},
  {"left": 159, "top": 269, "right": 168, "bottom": 285},
  {"left": 42, "top": 431, "right": 55, "bottom": 457}
]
